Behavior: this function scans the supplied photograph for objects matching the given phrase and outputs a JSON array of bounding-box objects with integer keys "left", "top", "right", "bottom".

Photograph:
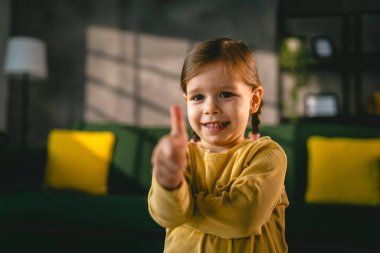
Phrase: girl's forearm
[{"left": 148, "top": 175, "right": 194, "bottom": 229}]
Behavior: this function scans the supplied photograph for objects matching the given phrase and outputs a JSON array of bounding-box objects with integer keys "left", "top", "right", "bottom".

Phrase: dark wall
[
  {"left": 0, "top": 0, "right": 10, "bottom": 131},
  {"left": 9, "top": 0, "right": 120, "bottom": 145},
  {"left": 8, "top": 0, "right": 279, "bottom": 145}
]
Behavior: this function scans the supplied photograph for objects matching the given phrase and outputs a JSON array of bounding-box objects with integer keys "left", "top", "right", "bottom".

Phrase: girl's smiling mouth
[{"left": 201, "top": 121, "right": 230, "bottom": 130}]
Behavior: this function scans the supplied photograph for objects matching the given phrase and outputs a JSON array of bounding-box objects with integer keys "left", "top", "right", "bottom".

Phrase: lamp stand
[{"left": 20, "top": 73, "right": 29, "bottom": 146}]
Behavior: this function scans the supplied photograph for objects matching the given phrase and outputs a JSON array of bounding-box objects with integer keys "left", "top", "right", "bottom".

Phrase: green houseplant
[{"left": 279, "top": 36, "right": 312, "bottom": 120}]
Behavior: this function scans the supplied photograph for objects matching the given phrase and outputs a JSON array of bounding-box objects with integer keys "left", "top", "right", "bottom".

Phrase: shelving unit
[{"left": 277, "top": 0, "right": 380, "bottom": 124}]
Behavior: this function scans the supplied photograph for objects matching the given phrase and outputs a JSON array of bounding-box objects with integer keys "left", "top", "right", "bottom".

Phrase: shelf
[
  {"left": 308, "top": 59, "right": 345, "bottom": 71},
  {"left": 281, "top": 51, "right": 380, "bottom": 72},
  {"left": 280, "top": 53, "right": 345, "bottom": 72},
  {"left": 280, "top": 115, "right": 380, "bottom": 126},
  {"left": 280, "top": 0, "right": 380, "bottom": 17},
  {"left": 361, "top": 51, "right": 380, "bottom": 69},
  {"left": 277, "top": 0, "right": 380, "bottom": 122}
]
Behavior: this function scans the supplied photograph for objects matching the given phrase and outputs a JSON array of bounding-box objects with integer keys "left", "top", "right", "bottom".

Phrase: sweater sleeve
[
  {"left": 184, "top": 141, "right": 287, "bottom": 239},
  {"left": 148, "top": 169, "right": 194, "bottom": 229}
]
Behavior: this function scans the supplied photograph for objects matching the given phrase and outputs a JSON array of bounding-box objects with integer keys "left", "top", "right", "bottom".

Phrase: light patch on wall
[
  {"left": 138, "top": 67, "right": 186, "bottom": 125},
  {"left": 139, "top": 33, "right": 189, "bottom": 75},
  {"left": 87, "top": 26, "right": 135, "bottom": 62},
  {"left": 85, "top": 26, "right": 279, "bottom": 126},
  {"left": 255, "top": 51, "right": 279, "bottom": 124},
  {"left": 85, "top": 25, "right": 190, "bottom": 126},
  {"left": 84, "top": 78, "right": 135, "bottom": 123},
  {"left": 86, "top": 53, "right": 135, "bottom": 94}
]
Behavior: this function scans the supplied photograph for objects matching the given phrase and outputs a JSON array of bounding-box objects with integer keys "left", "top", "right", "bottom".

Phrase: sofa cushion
[
  {"left": 44, "top": 130, "right": 115, "bottom": 195},
  {"left": 261, "top": 123, "right": 380, "bottom": 202},
  {"left": 71, "top": 123, "right": 170, "bottom": 193},
  {"left": 305, "top": 136, "right": 380, "bottom": 205}
]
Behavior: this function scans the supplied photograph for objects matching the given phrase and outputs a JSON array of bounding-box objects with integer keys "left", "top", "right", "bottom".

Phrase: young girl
[{"left": 148, "top": 38, "right": 289, "bottom": 253}]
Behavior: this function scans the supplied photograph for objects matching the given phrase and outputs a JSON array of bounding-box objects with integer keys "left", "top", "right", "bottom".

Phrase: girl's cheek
[{"left": 187, "top": 108, "right": 197, "bottom": 122}]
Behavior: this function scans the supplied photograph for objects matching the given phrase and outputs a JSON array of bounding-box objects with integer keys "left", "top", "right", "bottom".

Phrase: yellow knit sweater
[{"left": 148, "top": 137, "right": 289, "bottom": 253}]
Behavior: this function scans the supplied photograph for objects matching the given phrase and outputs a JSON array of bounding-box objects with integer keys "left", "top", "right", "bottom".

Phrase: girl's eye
[
  {"left": 219, "top": 92, "right": 233, "bottom": 98},
  {"left": 192, "top": 95, "right": 204, "bottom": 101}
]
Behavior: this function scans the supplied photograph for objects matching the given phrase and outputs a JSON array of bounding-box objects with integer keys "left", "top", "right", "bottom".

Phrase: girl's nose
[{"left": 204, "top": 98, "right": 220, "bottom": 115}]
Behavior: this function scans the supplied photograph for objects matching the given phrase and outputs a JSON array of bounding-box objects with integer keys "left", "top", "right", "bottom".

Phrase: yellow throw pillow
[
  {"left": 44, "top": 130, "right": 115, "bottom": 195},
  {"left": 305, "top": 136, "right": 380, "bottom": 205}
]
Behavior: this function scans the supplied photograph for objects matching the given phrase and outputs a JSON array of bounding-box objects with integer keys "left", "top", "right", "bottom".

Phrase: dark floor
[{"left": 0, "top": 226, "right": 165, "bottom": 253}]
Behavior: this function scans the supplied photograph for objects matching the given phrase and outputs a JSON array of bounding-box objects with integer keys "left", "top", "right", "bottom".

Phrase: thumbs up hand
[{"left": 152, "top": 106, "right": 189, "bottom": 190}]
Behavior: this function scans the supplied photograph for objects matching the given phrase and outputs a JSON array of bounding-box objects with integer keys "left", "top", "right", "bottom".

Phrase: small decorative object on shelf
[
  {"left": 365, "top": 91, "right": 380, "bottom": 115},
  {"left": 305, "top": 93, "right": 339, "bottom": 117},
  {"left": 280, "top": 36, "right": 313, "bottom": 120},
  {"left": 311, "top": 35, "right": 336, "bottom": 60}
]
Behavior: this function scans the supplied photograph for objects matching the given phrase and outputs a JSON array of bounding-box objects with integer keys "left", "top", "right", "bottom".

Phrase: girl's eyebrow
[
  {"left": 187, "top": 84, "right": 237, "bottom": 94},
  {"left": 219, "top": 85, "right": 238, "bottom": 91},
  {"left": 186, "top": 86, "right": 202, "bottom": 94}
]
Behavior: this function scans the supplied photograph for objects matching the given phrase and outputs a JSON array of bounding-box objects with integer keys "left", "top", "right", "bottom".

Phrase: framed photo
[
  {"left": 304, "top": 93, "right": 339, "bottom": 117},
  {"left": 311, "top": 36, "right": 335, "bottom": 60}
]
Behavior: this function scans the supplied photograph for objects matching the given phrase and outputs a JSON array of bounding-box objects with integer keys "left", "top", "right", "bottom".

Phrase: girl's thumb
[{"left": 170, "top": 105, "right": 187, "bottom": 138}]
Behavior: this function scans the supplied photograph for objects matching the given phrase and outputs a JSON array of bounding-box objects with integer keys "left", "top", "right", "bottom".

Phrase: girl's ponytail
[{"left": 192, "top": 130, "right": 200, "bottom": 142}]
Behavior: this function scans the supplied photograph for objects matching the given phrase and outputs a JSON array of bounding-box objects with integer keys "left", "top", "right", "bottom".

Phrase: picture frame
[
  {"left": 304, "top": 93, "right": 339, "bottom": 117},
  {"left": 311, "top": 36, "right": 336, "bottom": 60}
]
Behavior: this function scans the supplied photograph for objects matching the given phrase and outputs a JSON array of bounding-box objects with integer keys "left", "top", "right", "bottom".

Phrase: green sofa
[
  {"left": 260, "top": 123, "right": 380, "bottom": 253},
  {"left": 0, "top": 122, "right": 379, "bottom": 252},
  {"left": 0, "top": 123, "right": 169, "bottom": 252}
]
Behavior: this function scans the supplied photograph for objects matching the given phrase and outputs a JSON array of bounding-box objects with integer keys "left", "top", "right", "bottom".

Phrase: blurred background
[
  {"left": 0, "top": 1, "right": 380, "bottom": 252},
  {"left": 1, "top": 0, "right": 378, "bottom": 147},
  {"left": 0, "top": 0, "right": 281, "bottom": 146}
]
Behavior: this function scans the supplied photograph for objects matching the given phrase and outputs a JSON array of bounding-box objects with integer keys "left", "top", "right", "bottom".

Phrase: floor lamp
[{"left": 4, "top": 36, "right": 47, "bottom": 146}]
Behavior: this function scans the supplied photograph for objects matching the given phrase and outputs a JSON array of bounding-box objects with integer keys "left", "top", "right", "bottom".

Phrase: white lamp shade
[{"left": 4, "top": 36, "right": 47, "bottom": 79}]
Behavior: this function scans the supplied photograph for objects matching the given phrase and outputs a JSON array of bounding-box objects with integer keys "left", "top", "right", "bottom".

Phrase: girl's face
[{"left": 184, "top": 63, "right": 262, "bottom": 153}]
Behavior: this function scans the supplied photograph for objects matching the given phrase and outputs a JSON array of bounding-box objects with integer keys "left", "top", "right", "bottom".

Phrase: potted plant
[{"left": 279, "top": 36, "right": 312, "bottom": 120}]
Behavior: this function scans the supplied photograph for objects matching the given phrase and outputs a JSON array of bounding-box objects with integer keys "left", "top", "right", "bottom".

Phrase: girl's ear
[
  {"left": 183, "top": 94, "right": 188, "bottom": 103},
  {"left": 250, "top": 87, "right": 263, "bottom": 114}
]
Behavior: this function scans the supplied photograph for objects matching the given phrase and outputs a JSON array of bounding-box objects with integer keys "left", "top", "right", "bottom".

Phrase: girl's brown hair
[{"left": 180, "top": 38, "right": 263, "bottom": 141}]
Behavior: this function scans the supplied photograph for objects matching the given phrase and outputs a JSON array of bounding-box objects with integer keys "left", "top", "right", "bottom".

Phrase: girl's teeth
[{"left": 206, "top": 123, "right": 225, "bottom": 127}]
